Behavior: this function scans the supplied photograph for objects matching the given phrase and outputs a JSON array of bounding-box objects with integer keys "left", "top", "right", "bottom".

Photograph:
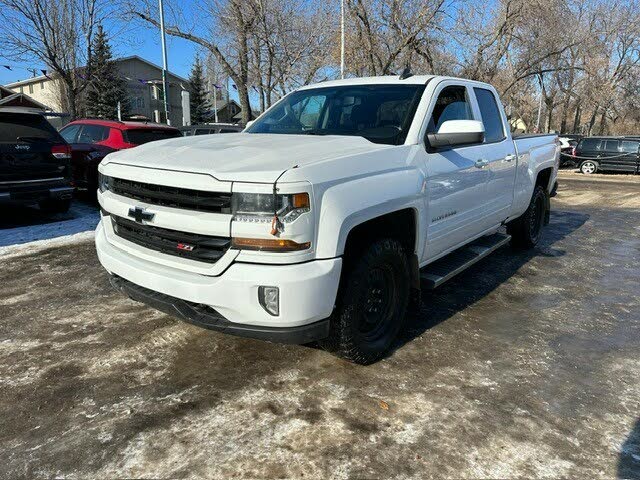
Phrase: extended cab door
[
  {"left": 470, "top": 87, "right": 518, "bottom": 225},
  {"left": 419, "top": 81, "right": 492, "bottom": 262}
]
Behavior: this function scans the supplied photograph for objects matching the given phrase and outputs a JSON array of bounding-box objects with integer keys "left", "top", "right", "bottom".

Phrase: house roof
[
  {"left": 3, "top": 55, "right": 188, "bottom": 88},
  {"left": 0, "top": 85, "right": 49, "bottom": 110}
]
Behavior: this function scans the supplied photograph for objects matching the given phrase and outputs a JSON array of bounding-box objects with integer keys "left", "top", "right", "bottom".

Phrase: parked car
[
  {"left": 178, "top": 124, "right": 243, "bottom": 136},
  {"left": 95, "top": 75, "right": 559, "bottom": 364},
  {"left": 558, "top": 135, "right": 582, "bottom": 167},
  {"left": 0, "top": 108, "right": 73, "bottom": 213},
  {"left": 59, "top": 119, "right": 181, "bottom": 193},
  {"left": 574, "top": 136, "right": 640, "bottom": 174}
]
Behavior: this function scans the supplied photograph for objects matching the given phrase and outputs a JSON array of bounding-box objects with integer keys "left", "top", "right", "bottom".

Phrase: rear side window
[
  {"left": 60, "top": 124, "right": 81, "bottom": 143},
  {"left": 124, "top": 129, "right": 181, "bottom": 145},
  {"left": 427, "top": 86, "right": 473, "bottom": 132},
  {"left": 579, "top": 138, "right": 601, "bottom": 151},
  {"left": 474, "top": 88, "right": 505, "bottom": 143},
  {"left": 0, "top": 112, "right": 62, "bottom": 143},
  {"left": 621, "top": 141, "right": 639, "bottom": 153},
  {"left": 77, "top": 125, "right": 109, "bottom": 144},
  {"left": 604, "top": 140, "right": 619, "bottom": 152}
]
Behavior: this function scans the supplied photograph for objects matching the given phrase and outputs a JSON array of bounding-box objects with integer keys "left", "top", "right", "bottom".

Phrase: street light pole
[
  {"left": 158, "top": 0, "right": 171, "bottom": 125},
  {"left": 340, "top": 0, "right": 345, "bottom": 79}
]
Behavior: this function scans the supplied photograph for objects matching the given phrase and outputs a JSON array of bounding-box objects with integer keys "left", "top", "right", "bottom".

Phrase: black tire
[
  {"left": 580, "top": 160, "right": 598, "bottom": 174},
  {"left": 39, "top": 198, "right": 71, "bottom": 214},
  {"left": 507, "top": 185, "right": 547, "bottom": 249},
  {"left": 320, "top": 238, "right": 410, "bottom": 365}
]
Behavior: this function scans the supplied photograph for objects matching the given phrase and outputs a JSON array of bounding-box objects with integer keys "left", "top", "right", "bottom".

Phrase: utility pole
[
  {"left": 340, "top": 0, "right": 345, "bottom": 79},
  {"left": 158, "top": 0, "right": 171, "bottom": 125}
]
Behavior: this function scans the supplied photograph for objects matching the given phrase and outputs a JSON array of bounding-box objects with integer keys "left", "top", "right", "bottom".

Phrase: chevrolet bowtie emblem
[{"left": 128, "top": 206, "right": 155, "bottom": 223}]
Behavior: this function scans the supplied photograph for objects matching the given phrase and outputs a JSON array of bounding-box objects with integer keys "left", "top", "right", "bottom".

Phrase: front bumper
[
  {"left": 95, "top": 221, "right": 342, "bottom": 342},
  {"left": 0, "top": 178, "right": 73, "bottom": 206}
]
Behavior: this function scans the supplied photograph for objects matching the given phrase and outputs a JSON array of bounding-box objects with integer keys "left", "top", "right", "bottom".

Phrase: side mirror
[
  {"left": 244, "top": 120, "right": 255, "bottom": 130},
  {"left": 427, "top": 120, "right": 485, "bottom": 148}
]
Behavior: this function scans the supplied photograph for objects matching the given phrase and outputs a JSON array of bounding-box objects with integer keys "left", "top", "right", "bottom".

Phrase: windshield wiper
[{"left": 300, "top": 130, "right": 328, "bottom": 136}]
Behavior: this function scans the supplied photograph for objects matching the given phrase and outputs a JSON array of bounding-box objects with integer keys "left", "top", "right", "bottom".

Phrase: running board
[{"left": 420, "top": 233, "right": 511, "bottom": 289}]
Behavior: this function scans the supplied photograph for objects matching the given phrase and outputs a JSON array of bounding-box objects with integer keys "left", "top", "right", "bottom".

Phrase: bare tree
[{"left": 0, "top": 0, "right": 107, "bottom": 119}]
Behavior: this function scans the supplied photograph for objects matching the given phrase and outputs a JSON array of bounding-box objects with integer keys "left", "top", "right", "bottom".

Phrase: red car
[{"left": 59, "top": 119, "right": 181, "bottom": 193}]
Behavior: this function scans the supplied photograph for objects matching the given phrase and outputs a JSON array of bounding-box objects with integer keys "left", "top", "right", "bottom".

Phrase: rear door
[
  {"left": 471, "top": 87, "right": 517, "bottom": 225},
  {"left": 61, "top": 123, "right": 114, "bottom": 188},
  {"left": 0, "top": 112, "right": 69, "bottom": 184},
  {"left": 599, "top": 139, "right": 623, "bottom": 171}
]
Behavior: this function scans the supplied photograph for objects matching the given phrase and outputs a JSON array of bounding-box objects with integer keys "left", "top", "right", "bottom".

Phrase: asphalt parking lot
[{"left": 1, "top": 177, "right": 639, "bottom": 478}]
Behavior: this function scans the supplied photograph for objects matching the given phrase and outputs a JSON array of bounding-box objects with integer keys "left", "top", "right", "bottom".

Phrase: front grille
[
  {"left": 111, "top": 214, "right": 230, "bottom": 264},
  {"left": 109, "top": 177, "right": 231, "bottom": 213}
]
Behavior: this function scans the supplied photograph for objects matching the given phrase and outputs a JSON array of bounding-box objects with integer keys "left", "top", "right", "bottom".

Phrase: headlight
[
  {"left": 232, "top": 192, "right": 310, "bottom": 223},
  {"left": 98, "top": 172, "right": 111, "bottom": 193}
]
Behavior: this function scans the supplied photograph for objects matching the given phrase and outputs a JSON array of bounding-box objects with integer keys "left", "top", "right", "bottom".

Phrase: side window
[
  {"left": 427, "top": 85, "right": 473, "bottom": 133},
  {"left": 621, "top": 141, "right": 639, "bottom": 154},
  {"left": 579, "top": 138, "right": 601, "bottom": 151},
  {"left": 60, "top": 124, "right": 81, "bottom": 144},
  {"left": 77, "top": 125, "right": 109, "bottom": 144},
  {"left": 604, "top": 140, "right": 619, "bottom": 152},
  {"left": 474, "top": 88, "right": 505, "bottom": 143}
]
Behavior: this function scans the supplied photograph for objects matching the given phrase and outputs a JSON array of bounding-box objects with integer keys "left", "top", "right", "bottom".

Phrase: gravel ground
[{"left": 1, "top": 179, "right": 639, "bottom": 479}]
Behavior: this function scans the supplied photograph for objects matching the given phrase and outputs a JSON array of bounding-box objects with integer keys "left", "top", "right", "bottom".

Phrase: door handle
[
  {"left": 504, "top": 154, "right": 516, "bottom": 162},
  {"left": 475, "top": 158, "right": 489, "bottom": 168}
]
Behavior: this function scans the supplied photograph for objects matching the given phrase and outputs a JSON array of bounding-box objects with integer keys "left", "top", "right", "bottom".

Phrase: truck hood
[{"left": 102, "top": 133, "right": 392, "bottom": 183}]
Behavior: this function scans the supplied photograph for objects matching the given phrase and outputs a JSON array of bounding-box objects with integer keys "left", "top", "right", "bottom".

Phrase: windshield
[{"left": 246, "top": 84, "right": 426, "bottom": 145}]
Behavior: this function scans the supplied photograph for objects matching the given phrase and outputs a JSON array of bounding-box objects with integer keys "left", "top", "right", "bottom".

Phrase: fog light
[{"left": 258, "top": 286, "right": 279, "bottom": 316}]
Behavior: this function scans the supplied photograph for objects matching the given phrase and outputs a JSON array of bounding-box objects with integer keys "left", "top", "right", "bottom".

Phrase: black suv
[
  {"left": 0, "top": 109, "right": 73, "bottom": 213},
  {"left": 574, "top": 136, "right": 640, "bottom": 175}
]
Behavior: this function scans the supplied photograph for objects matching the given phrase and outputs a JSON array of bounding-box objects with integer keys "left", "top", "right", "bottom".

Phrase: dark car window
[
  {"left": 123, "top": 129, "right": 182, "bottom": 145},
  {"left": 474, "top": 87, "right": 505, "bottom": 143},
  {"left": 578, "top": 138, "right": 601, "bottom": 151},
  {"left": 219, "top": 128, "right": 239, "bottom": 133},
  {"left": 194, "top": 129, "right": 212, "bottom": 135},
  {"left": 621, "top": 141, "right": 639, "bottom": 154},
  {"left": 78, "top": 125, "right": 109, "bottom": 144},
  {"left": 60, "top": 124, "right": 81, "bottom": 144},
  {"left": 0, "top": 112, "right": 63, "bottom": 143},
  {"left": 427, "top": 86, "right": 474, "bottom": 133},
  {"left": 604, "top": 140, "right": 619, "bottom": 152}
]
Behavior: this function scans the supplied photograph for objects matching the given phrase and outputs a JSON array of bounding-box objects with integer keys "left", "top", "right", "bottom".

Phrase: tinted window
[
  {"left": 427, "top": 86, "right": 473, "bottom": 133},
  {"left": 603, "top": 140, "right": 619, "bottom": 152},
  {"left": 247, "top": 84, "right": 426, "bottom": 145},
  {"left": 219, "top": 129, "right": 239, "bottom": 133},
  {"left": 579, "top": 138, "right": 601, "bottom": 151},
  {"left": 0, "top": 112, "right": 62, "bottom": 143},
  {"left": 60, "top": 124, "right": 81, "bottom": 144},
  {"left": 124, "top": 129, "right": 181, "bottom": 145},
  {"left": 474, "top": 88, "right": 505, "bottom": 143},
  {"left": 78, "top": 125, "right": 109, "bottom": 144},
  {"left": 194, "top": 129, "right": 212, "bottom": 135},
  {"left": 621, "top": 141, "right": 639, "bottom": 154}
]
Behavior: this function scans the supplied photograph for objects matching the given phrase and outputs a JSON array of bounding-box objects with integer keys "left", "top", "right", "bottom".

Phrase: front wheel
[
  {"left": 580, "top": 160, "right": 598, "bottom": 174},
  {"left": 320, "top": 238, "right": 410, "bottom": 365}
]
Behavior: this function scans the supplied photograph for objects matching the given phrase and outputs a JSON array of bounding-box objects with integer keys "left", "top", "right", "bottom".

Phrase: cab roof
[{"left": 298, "top": 75, "right": 493, "bottom": 90}]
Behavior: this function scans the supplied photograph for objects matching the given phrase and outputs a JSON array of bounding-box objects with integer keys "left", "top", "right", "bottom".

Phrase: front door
[{"left": 419, "top": 83, "right": 491, "bottom": 262}]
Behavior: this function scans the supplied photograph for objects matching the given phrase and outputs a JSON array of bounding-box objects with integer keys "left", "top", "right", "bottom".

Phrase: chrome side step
[{"left": 420, "top": 233, "right": 512, "bottom": 289}]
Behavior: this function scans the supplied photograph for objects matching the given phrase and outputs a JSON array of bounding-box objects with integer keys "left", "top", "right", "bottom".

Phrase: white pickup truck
[{"left": 96, "top": 75, "right": 559, "bottom": 364}]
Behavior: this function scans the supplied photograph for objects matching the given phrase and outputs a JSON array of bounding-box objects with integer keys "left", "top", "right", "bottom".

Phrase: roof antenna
[{"left": 399, "top": 66, "right": 413, "bottom": 80}]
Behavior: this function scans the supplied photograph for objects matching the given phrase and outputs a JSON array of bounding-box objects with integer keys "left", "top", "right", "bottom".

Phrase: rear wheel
[
  {"left": 39, "top": 198, "right": 71, "bottom": 214},
  {"left": 580, "top": 160, "right": 598, "bottom": 174},
  {"left": 507, "top": 185, "right": 547, "bottom": 249},
  {"left": 320, "top": 238, "right": 410, "bottom": 365}
]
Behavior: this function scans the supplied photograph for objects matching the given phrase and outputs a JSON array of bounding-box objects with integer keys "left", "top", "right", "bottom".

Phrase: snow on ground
[{"left": 0, "top": 199, "right": 99, "bottom": 257}]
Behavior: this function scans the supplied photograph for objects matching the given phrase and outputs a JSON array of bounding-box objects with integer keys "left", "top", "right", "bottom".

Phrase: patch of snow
[{"left": 0, "top": 200, "right": 98, "bottom": 258}]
